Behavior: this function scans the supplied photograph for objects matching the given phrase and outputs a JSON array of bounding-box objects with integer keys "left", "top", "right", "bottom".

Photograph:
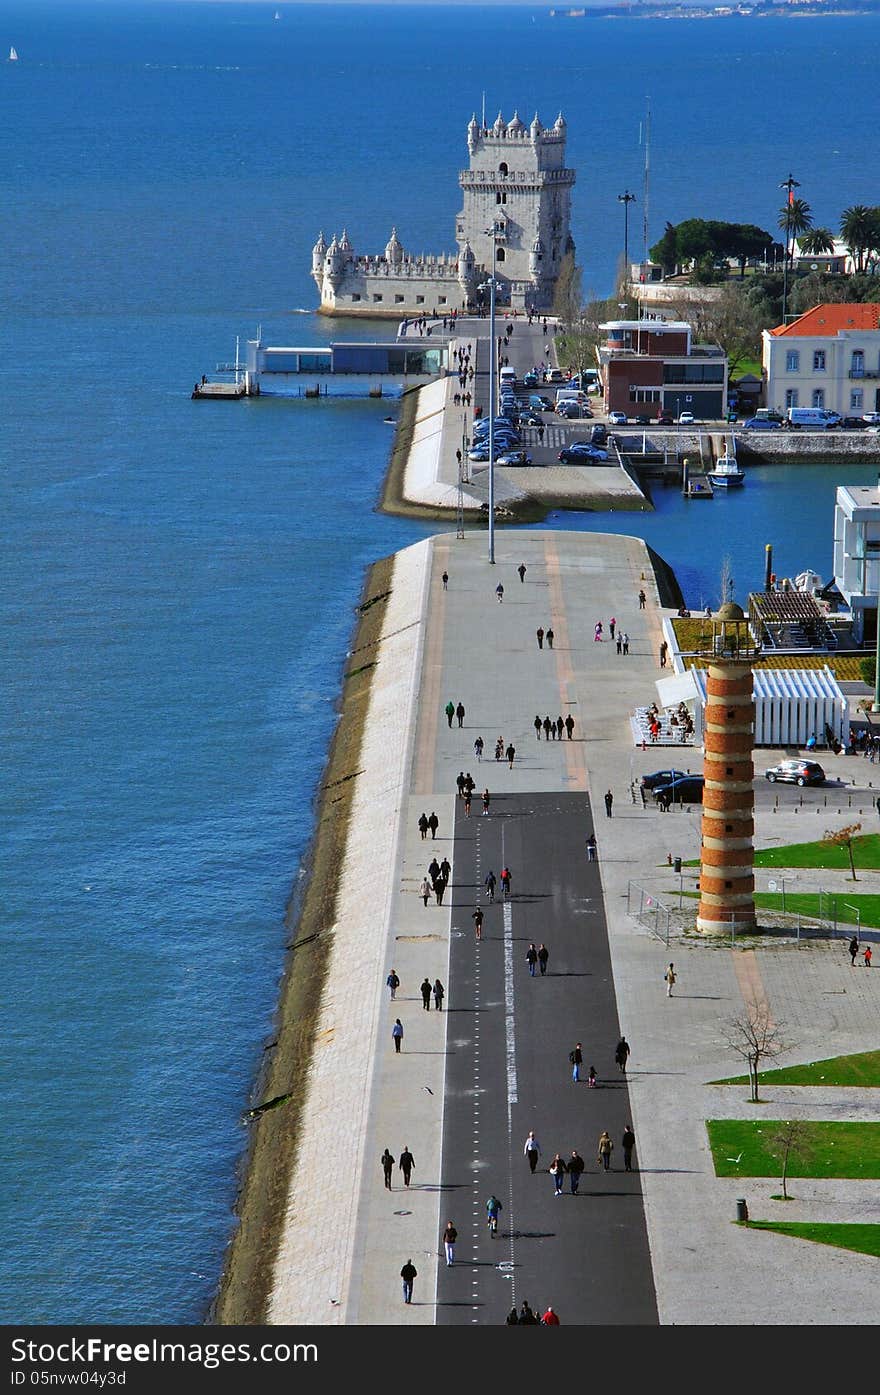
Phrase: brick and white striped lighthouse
[{"left": 697, "top": 602, "right": 757, "bottom": 934}]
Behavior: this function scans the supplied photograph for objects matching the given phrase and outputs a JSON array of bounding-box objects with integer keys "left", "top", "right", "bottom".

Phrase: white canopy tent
[{"left": 656, "top": 665, "right": 848, "bottom": 748}]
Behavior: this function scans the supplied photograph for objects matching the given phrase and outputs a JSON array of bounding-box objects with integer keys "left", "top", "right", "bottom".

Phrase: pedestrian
[
  {"left": 472, "top": 907, "right": 484, "bottom": 941},
  {"left": 549, "top": 1153, "right": 567, "bottom": 1195},
  {"left": 486, "top": 1193, "right": 502, "bottom": 1237},
  {"left": 622, "top": 632, "right": 630, "bottom": 655},
  {"left": 433, "top": 978, "right": 445, "bottom": 1010},
  {"left": 456, "top": 771, "right": 466, "bottom": 799},
  {"left": 464, "top": 772, "right": 475, "bottom": 798},
  {"left": 865, "top": 946, "right": 873, "bottom": 968},
  {"left": 622, "top": 1124, "right": 636, "bottom": 1172},
  {"left": 534, "top": 714, "right": 543, "bottom": 740},
  {"left": 543, "top": 716, "right": 553, "bottom": 741},
  {"left": 506, "top": 743, "right": 516, "bottom": 769},
  {"left": 506, "top": 1307, "right": 519, "bottom": 1325},
  {"left": 604, "top": 789, "right": 613, "bottom": 818},
  {"left": 435, "top": 871, "right": 447, "bottom": 904},
  {"left": 439, "top": 855, "right": 451, "bottom": 886},
  {"left": 569, "top": 1150, "right": 585, "bottom": 1194},
  {"left": 664, "top": 962, "right": 677, "bottom": 996},
  {"left": 442, "top": 1221, "right": 458, "bottom": 1266},
  {"left": 481, "top": 788, "right": 490, "bottom": 815},
  {"left": 597, "top": 1130, "right": 613, "bottom": 1171},
  {"left": 392, "top": 1019, "right": 404, "bottom": 1052},
  {"left": 520, "top": 1300, "right": 538, "bottom": 1325},
  {"left": 496, "top": 583, "right": 504, "bottom": 603},
  {"left": 419, "top": 876, "right": 431, "bottom": 907},
  {"left": 524, "top": 1131, "right": 541, "bottom": 1173},
  {"left": 555, "top": 717, "right": 565, "bottom": 741},
  {"left": 536, "top": 626, "right": 545, "bottom": 650},
  {"left": 474, "top": 736, "right": 484, "bottom": 762},
  {"left": 594, "top": 621, "right": 603, "bottom": 642},
  {"left": 537, "top": 942, "right": 549, "bottom": 975},
  {"left": 445, "top": 700, "right": 455, "bottom": 728},
  {"left": 462, "top": 791, "right": 471, "bottom": 818},
  {"left": 381, "top": 1148, "right": 395, "bottom": 1189},
  {"left": 518, "top": 562, "right": 527, "bottom": 583},
  {"left": 495, "top": 736, "right": 504, "bottom": 761},
  {"left": 616, "top": 633, "right": 622, "bottom": 655},
  {"left": 569, "top": 1041, "right": 583, "bottom": 1082},
  {"left": 428, "top": 810, "right": 439, "bottom": 839},
  {"left": 849, "top": 935, "right": 859, "bottom": 966},
  {"left": 565, "top": 714, "right": 574, "bottom": 740},
  {"left": 640, "top": 783, "right": 647, "bottom": 808},
  {"left": 541, "top": 1306, "right": 561, "bottom": 1325},
  {"left": 442, "top": 570, "right": 449, "bottom": 590},
  {"left": 455, "top": 702, "right": 465, "bottom": 729},
  {"left": 586, "top": 833, "right": 597, "bottom": 862},
  {"left": 418, "top": 812, "right": 428, "bottom": 840},
  {"left": 660, "top": 640, "right": 668, "bottom": 668},
  {"left": 485, "top": 870, "right": 496, "bottom": 902},
  {"left": 420, "top": 977, "right": 432, "bottom": 1010},
  {"left": 400, "top": 1258, "right": 417, "bottom": 1304},
  {"left": 546, "top": 627, "right": 554, "bottom": 650},
  {"left": 500, "top": 865, "right": 512, "bottom": 899},
  {"left": 399, "top": 1146, "right": 414, "bottom": 1187},
  {"left": 638, "top": 588, "right": 646, "bottom": 610},
  {"left": 615, "top": 1036, "right": 631, "bottom": 1074},
  {"left": 427, "top": 856, "right": 440, "bottom": 886},
  {"left": 386, "top": 968, "right": 400, "bottom": 1000},
  {"left": 609, "top": 617, "right": 616, "bottom": 639},
  {"left": 587, "top": 1065, "right": 597, "bottom": 1088},
  {"left": 526, "top": 943, "right": 538, "bottom": 977},
  {"left": 537, "top": 423, "right": 545, "bottom": 443}
]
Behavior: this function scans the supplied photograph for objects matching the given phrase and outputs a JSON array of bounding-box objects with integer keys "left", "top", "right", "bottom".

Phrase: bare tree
[
  {"left": 765, "top": 1119, "right": 814, "bottom": 1200},
  {"left": 823, "top": 823, "right": 862, "bottom": 882},
  {"left": 721, "top": 999, "right": 787, "bottom": 1103},
  {"left": 719, "top": 554, "right": 734, "bottom": 609}
]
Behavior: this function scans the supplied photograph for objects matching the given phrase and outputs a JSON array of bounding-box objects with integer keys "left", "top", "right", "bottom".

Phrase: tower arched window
[
  {"left": 496, "top": 192, "right": 507, "bottom": 205},
  {"left": 496, "top": 247, "right": 506, "bottom": 263},
  {"left": 498, "top": 162, "right": 508, "bottom": 176}
]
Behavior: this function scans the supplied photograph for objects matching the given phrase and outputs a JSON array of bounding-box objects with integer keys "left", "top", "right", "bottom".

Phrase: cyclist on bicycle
[
  {"left": 500, "top": 866, "right": 511, "bottom": 900},
  {"left": 484, "top": 870, "right": 496, "bottom": 903},
  {"left": 486, "top": 1194, "right": 502, "bottom": 1236}
]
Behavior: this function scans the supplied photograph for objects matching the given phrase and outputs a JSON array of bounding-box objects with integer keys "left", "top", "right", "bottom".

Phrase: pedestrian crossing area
[{"left": 520, "top": 425, "right": 568, "bottom": 447}]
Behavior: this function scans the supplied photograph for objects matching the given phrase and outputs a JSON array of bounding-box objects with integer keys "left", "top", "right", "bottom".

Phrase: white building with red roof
[{"left": 762, "top": 303, "right": 880, "bottom": 418}]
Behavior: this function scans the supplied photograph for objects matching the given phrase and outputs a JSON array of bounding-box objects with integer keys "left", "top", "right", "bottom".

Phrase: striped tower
[{"left": 697, "top": 603, "right": 757, "bottom": 934}]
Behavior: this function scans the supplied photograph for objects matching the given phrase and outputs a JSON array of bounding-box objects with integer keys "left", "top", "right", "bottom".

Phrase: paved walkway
[{"left": 265, "top": 516, "right": 880, "bottom": 1327}]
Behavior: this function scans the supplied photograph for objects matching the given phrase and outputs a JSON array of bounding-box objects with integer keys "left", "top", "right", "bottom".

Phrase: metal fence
[{"left": 626, "top": 882, "right": 672, "bottom": 946}]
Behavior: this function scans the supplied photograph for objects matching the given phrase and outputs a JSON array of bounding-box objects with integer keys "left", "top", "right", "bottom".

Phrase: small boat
[
  {"left": 707, "top": 454, "right": 745, "bottom": 487},
  {"left": 274, "top": 10, "right": 281, "bottom": 18},
  {"left": 8, "top": 46, "right": 18, "bottom": 62}
]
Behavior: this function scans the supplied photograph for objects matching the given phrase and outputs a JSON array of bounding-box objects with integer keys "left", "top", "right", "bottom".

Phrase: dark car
[
  {"left": 841, "top": 416, "right": 869, "bottom": 430},
  {"left": 743, "top": 417, "right": 782, "bottom": 430},
  {"left": 635, "top": 414, "right": 651, "bottom": 426},
  {"left": 764, "top": 759, "right": 825, "bottom": 787},
  {"left": 522, "top": 371, "right": 539, "bottom": 387},
  {"left": 641, "top": 768, "right": 687, "bottom": 790},
  {"left": 516, "top": 410, "right": 543, "bottom": 427},
  {"left": 657, "top": 411, "right": 674, "bottom": 426},
  {"left": 558, "top": 444, "right": 607, "bottom": 463},
  {"left": 590, "top": 424, "right": 608, "bottom": 446},
  {"left": 557, "top": 401, "right": 593, "bottom": 420},
  {"left": 653, "top": 775, "right": 705, "bottom": 805}
]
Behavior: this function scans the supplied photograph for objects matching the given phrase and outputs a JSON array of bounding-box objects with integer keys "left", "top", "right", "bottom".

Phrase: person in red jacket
[{"left": 541, "top": 1306, "right": 560, "bottom": 1325}]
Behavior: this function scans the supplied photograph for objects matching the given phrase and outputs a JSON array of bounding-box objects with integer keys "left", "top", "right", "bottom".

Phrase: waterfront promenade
[{"left": 264, "top": 524, "right": 880, "bottom": 1326}]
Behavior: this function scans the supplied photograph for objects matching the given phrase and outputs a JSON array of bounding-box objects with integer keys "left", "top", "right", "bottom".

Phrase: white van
[
  {"left": 499, "top": 367, "right": 517, "bottom": 389},
  {"left": 555, "top": 388, "right": 588, "bottom": 407},
  {"left": 786, "top": 407, "right": 841, "bottom": 429}
]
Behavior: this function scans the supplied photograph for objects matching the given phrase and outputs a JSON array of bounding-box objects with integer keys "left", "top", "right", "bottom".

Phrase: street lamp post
[
  {"left": 480, "top": 227, "right": 501, "bottom": 565},
  {"left": 618, "top": 191, "right": 637, "bottom": 280}
]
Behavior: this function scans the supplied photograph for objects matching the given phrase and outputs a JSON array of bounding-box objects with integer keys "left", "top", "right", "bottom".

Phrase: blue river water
[{"left": 2, "top": 1, "right": 879, "bottom": 1323}]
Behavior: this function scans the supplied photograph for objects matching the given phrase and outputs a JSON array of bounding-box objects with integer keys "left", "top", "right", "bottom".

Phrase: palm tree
[
  {"left": 778, "top": 198, "right": 813, "bottom": 270},
  {"left": 797, "top": 228, "right": 835, "bottom": 257},
  {"left": 840, "top": 205, "right": 875, "bottom": 274}
]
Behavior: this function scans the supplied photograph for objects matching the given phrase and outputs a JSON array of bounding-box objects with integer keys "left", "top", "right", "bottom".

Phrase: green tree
[
  {"left": 728, "top": 223, "right": 776, "bottom": 277},
  {"left": 650, "top": 221, "right": 679, "bottom": 277},
  {"left": 823, "top": 823, "right": 863, "bottom": 882},
  {"left": 778, "top": 198, "right": 813, "bottom": 270},
  {"left": 840, "top": 205, "right": 875, "bottom": 274},
  {"left": 797, "top": 228, "right": 836, "bottom": 256}
]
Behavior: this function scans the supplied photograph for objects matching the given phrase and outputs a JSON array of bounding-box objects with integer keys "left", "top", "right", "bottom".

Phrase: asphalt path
[{"left": 435, "top": 791, "right": 658, "bottom": 1326}]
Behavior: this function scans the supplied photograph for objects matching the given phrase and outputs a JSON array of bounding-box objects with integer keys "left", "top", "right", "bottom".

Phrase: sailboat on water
[{"left": 9, "top": 46, "right": 19, "bottom": 62}]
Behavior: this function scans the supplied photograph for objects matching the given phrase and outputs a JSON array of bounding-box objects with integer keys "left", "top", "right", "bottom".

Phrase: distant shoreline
[{"left": 550, "top": 6, "right": 876, "bottom": 18}]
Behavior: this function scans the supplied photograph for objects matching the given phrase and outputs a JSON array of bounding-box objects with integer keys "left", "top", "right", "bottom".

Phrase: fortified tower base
[{"left": 696, "top": 604, "right": 757, "bottom": 935}]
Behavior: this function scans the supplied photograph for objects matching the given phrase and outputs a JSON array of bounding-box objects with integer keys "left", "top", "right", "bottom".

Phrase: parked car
[
  {"left": 557, "top": 401, "right": 593, "bottom": 419},
  {"left": 496, "top": 448, "right": 533, "bottom": 467},
  {"left": 522, "top": 371, "right": 538, "bottom": 387},
  {"left": 764, "top": 759, "right": 825, "bottom": 786},
  {"left": 678, "top": 411, "right": 696, "bottom": 426},
  {"left": 590, "top": 424, "right": 608, "bottom": 446},
  {"left": 840, "top": 416, "right": 869, "bottom": 430},
  {"left": 652, "top": 775, "right": 704, "bottom": 805},
  {"left": 516, "top": 410, "right": 543, "bottom": 427},
  {"left": 641, "top": 768, "right": 687, "bottom": 789},
  {"left": 608, "top": 411, "right": 628, "bottom": 426},
  {"left": 528, "top": 394, "right": 553, "bottom": 411},
  {"left": 863, "top": 412, "right": 880, "bottom": 424},
  {"left": 547, "top": 368, "right": 566, "bottom": 383},
  {"left": 558, "top": 444, "right": 608, "bottom": 463},
  {"left": 657, "top": 411, "right": 674, "bottom": 425},
  {"left": 742, "top": 416, "right": 782, "bottom": 430},
  {"left": 635, "top": 414, "right": 651, "bottom": 426}
]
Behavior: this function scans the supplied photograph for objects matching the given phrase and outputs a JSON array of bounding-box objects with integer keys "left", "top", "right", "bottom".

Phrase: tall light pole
[
  {"left": 780, "top": 173, "right": 800, "bottom": 325},
  {"left": 618, "top": 191, "right": 637, "bottom": 280},
  {"left": 481, "top": 226, "right": 500, "bottom": 564}
]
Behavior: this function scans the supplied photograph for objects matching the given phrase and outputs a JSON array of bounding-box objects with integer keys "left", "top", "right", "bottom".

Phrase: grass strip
[
  {"left": 711, "top": 1049, "right": 880, "bottom": 1088},
  {"left": 750, "top": 891, "right": 880, "bottom": 928},
  {"left": 707, "top": 1120, "right": 880, "bottom": 1179},
  {"left": 741, "top": 1221, "right": 880, "bottom": 1260},
  {"left": 754, "top": 834, "right": 880, "bottom": 873}
]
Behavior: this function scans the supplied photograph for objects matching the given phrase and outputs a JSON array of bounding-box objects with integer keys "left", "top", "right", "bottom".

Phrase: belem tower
[{"left": 310, "top": 111, "right": 576, "bottom": 318}]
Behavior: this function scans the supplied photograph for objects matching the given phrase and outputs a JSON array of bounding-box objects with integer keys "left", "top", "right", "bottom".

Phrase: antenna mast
[{"left": 642, "top": 97, "right": 651, "bottom": 267}]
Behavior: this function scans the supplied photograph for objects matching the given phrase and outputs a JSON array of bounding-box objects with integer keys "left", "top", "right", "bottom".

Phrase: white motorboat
[
  {"left": 8, "top": 46, "right": 18, "bottom": 62},
  {"left": 707, "top": 454, "right": 745, "bottom": 487}
]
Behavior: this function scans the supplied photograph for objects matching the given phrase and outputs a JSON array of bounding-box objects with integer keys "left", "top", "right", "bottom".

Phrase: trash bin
[
  {"left": 673, "top": 857, "right": 682, "bottom": 874},
  {"left": 736, "top": 1198, "right": 749, "bottom": 1224}
]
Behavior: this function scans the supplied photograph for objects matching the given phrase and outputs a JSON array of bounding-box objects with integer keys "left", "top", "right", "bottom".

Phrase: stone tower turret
[
  {"left": 385, "top": 226, "right": 404, "bottom": 266},
  {"left": 311, "top": 231, "right": 327, "bottom": 289},
  {"left": 457, "top": 239, "right": 476, "bottom": 294},
  {"left": 324, "top": 235, "right": 344, "bottom": 291}
]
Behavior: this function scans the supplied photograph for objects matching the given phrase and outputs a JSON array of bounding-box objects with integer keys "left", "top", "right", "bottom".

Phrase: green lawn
[
  {"left": 707, "top": 1120, "right": 880, "bottom": 1178},
  {"left": 740, "top": 1221, "right": 880, "bottom": 1259},
  {"left": 751, "top": 891, "right": 880, "bottom": 928},
  {"left": 754, "top": 834, "right": 880, "bottom": 873},
  {"left": 712, "top": 1049, "right": 880, "bottom": 1088}
]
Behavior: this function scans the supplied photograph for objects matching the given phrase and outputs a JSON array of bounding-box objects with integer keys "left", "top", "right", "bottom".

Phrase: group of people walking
[{"left": 534, "top": 714, "right": 574, "bottom": 741}]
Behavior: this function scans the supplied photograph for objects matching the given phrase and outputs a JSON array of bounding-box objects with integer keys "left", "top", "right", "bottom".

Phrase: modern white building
[
  {"left": 833, "top": 480, "right": 880, "bottom": 644},
  {"left": 656, "top": 666, "right": 848, "bottom": 748},
  {"left": 762, "top": 302, "right": 880, "bottom": 417},
  {"left": 311, "top": 112, "right": 576, "bottom": 317}
]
